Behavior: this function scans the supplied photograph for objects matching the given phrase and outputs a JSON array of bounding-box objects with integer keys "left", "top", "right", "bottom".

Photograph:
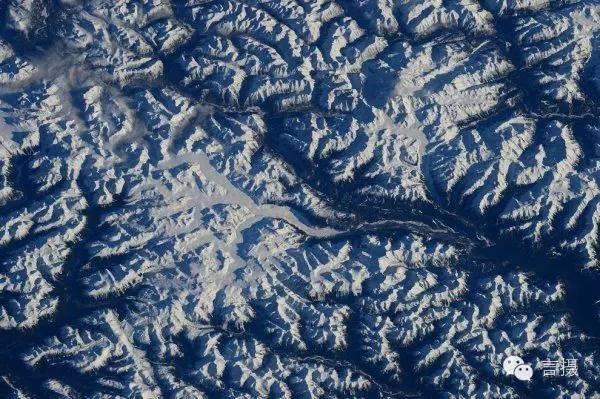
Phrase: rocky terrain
[{"left": 0, "top": 0, "right": 599, "bottom": 398}]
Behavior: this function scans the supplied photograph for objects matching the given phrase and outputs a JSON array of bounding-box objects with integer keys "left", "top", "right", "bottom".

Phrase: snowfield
[{"left": 0, "top": 0, "right": 599, "bottom": 398}]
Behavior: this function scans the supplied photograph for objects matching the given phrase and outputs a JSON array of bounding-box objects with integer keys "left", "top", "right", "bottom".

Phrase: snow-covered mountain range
[{"left": 1, "top": 0, "right": 599, "bottom": 397}]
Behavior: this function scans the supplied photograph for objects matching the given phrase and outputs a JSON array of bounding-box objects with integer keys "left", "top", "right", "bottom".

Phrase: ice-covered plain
[{"left": 0, "top": 0, "right": 600, "bottom": 398}]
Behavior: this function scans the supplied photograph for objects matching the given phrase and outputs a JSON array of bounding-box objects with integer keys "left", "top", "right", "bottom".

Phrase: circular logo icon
[
  {"left": 503, "top": 355, "right": 524, "bottom": 375},
  {"left": 514, "top": 364, "right": 533, "bottom": 381}
]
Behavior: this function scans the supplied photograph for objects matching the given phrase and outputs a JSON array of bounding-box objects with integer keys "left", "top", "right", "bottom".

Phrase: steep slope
[{"left": 0, "top": 0, "right": 599, "bottom": 398}]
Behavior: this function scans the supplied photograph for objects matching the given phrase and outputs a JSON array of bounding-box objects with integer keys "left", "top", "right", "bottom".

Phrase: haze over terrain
[{"left": 0, "top": 0, "right": 599, "bottom": 398}]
